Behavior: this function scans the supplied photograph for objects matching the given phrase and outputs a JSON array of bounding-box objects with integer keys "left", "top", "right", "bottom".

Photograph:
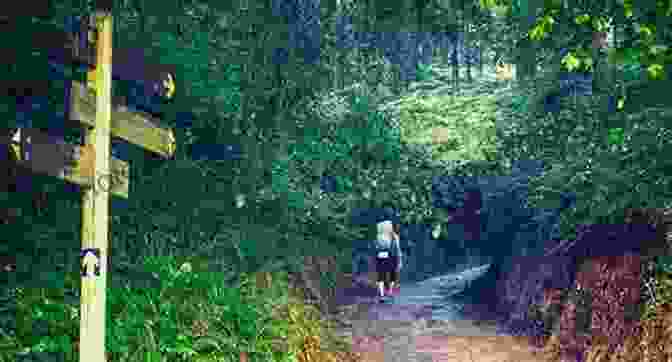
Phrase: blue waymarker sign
[{"left": 81, "top": 248, "right": 101, "bottom": 277}]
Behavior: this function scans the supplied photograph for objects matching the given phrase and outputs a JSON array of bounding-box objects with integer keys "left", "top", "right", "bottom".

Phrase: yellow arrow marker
[
  {"left": 163, "top": 73, "right": 175, "bottom": 99},
  {"left": 10, "top": 128, "right": 21, "bottom": 160},
  {"left": 70, "top": 81, "right": 175, "bottom": 158}
]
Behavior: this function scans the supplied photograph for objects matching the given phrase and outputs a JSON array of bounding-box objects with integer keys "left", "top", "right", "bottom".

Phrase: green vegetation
[
  {"left": 478, "top": 0, "right": 672, "bottom": 235},
  {"left": 1, "top": 255, "right": 352, "bottom": 362},
  {"left": 1, "top": 0, "right": 671, "bottom": 360},
  {"left": 397, "top": 92, "right": 498, "bottom": 163},
  {"left": 642, "top": 255, "right": 672, "bottom": 321}
]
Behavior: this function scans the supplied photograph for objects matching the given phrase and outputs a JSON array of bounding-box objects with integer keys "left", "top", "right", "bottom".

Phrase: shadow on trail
[{"left": 335, "top": 263, "right": 503, "bottom": 329}]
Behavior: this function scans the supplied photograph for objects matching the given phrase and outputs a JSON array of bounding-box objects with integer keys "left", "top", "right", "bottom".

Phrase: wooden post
[
  {"left": 256, "top": 271, "right": 272, "bottom": 290},
  {"left": 79, "top": 11, "right": 112, "bottom": 362}
]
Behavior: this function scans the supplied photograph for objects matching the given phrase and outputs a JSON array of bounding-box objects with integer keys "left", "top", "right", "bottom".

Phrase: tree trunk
[
  {"left": 333, "top": 0, "right": 343, "bottom": 90},
  {"left": 479, "top": 41, "right": 484, "bottom": 76},
  {"left": 592, "top": 30, "right": 611, "bottom": 93},
  {"left": 516, "top": 0, "right": 540, "bottom": 83},
  {"left": 465, "top": 23, "right": 472, "bottom": 82},
  {"left": 443, "top": 32, "right": 450, "bottom": 66},
  {"left": 452, "top": 34, "right": 459, "bottom": 87}
]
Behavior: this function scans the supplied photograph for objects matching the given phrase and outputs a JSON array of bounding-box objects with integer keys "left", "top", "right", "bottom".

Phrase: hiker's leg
[
  {"left": 375, "top": 257, "right": 386, "bottom": 297},
  {"left": 381, "top": 272, "right": 389, "bottom": 296},
  {"left": 385, "top": 258, "right": 395, "bottom": 292},
  {"left": 391, "top": 255, "right": 399, "bottom": 289},
  {"left": 383, "top": 258, "right": 394, "bottom": 292}
]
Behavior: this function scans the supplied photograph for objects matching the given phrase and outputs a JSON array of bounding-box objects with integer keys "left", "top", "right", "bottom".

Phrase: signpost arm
[{"left": 79, "top": 11, "right": 112, "bottom": 362}]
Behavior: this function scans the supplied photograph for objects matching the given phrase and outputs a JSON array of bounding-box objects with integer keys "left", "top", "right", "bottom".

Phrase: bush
[{"left": 4, "top": 255, "right": 358, "bottom": 362}]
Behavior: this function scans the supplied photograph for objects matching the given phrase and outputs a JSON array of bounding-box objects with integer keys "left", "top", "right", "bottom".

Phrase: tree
[{"left": 480, "top": 0, "right": 672, "bottom": 238}]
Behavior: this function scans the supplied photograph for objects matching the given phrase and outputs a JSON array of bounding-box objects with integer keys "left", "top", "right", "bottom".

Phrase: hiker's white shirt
[
  {"left": 376, "top": 220, "right": 395, "bottom": 248},
  {"left": 374, "top": 220, "right": 402, "bottom": 268}
]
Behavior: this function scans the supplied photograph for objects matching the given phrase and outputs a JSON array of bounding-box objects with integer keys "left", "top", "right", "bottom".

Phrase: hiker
[
  {"left": 374, "top": 219, "right": 403, "bottom": 300},
  {"left": 392, "top": 222, "right": 403, "bottom": 287}
]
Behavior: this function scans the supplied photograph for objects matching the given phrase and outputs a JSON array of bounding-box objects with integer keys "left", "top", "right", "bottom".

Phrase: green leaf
[
  {"left": 575, "top": 14, "right": 590, "bottom": 25},
  {"left": 639, "top": 24, "right": 654, "bottom": 39},
  {"left": 592, "top": 17, "right": 610, "bottom": 32},
  {"left": 529, "top": 25, "right": 546, "bottom": 41},
  {"left": 561, "top": 52, "right": 581, "bottom": 72},
  {"left": 647, "top": 63, "right": 665, "bottom": 80},
  {"left": 648, "top": 45, "right": 669, "bottom": 56},
  {"left": 617, "top": 97, "right": 626, "bottom": 110},
  {"left": 657, "top": 256, "right": 672, "bottom": 274},
  {"left": 609, "top": 128, "right": 623, "bottom": 145},
  {"left": 56, "top": 335, "right": 72, "bottom": 353}
]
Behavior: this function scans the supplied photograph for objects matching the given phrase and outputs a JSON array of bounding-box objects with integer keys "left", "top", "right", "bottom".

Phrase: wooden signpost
[
  {"left": 70, "top": 80, "right": 175, "bottom": 157},
  {"left": 10, "top": 128, "right": 130, "bottom": 198},
  {"left": 0, "top": 0, "right": 52, "bottom": 21},
  {"left": 1, "top": 17, "right": 176, "bottom": 101},
  {"left": 8, "top": 9, "right": 176, "bottom": 362},
  {"left": 79, "top": 13, "right": 113, "bottom": 361}
]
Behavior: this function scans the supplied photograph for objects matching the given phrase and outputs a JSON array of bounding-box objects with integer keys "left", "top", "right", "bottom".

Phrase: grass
[
  {"left": 388, "top": 68, "right": 502, "bottom": 165},
  {"left": 0, "top": 255, "right": 362, "bottom": 362}
]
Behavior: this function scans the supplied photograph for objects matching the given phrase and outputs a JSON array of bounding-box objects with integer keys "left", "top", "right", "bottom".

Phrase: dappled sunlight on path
[
  {"left": 334, "top": 265, "right": 547, "bottom": 361},
  {"left": 414, "top": 335, "right": 545, "bottom": 362},
  {"left": 345, "top": 320, "right": 547, "bottom": 362}
]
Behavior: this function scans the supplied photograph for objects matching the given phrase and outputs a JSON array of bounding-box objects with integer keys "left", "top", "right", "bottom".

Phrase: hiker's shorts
[{"left": 375, "top": 251, "right": 398, "bottom": 284}]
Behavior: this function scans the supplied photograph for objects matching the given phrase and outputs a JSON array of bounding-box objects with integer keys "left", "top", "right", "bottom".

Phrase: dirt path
[
  {"left": 334, "top": 304, "right": 546, "bottom": 362},
  {"left": 331, "top": 268, "right": 547, "bottom": 362}
]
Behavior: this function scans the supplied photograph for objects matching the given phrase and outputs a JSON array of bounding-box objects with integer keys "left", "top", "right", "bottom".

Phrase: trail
[
  {"left": 325, "top": 62, "right": 546, "bottom": 361},
  {"left": 332, "top": 265, "right": 546, "bottom": 362}
]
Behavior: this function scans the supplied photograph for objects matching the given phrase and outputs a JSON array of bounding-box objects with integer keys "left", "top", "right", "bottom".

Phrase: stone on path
[
  {"left": 414, "top": 335, "right": 545, "bottom": 362},
  {"left": 333, "top": 266, "right": 547, "bottom": 362}
]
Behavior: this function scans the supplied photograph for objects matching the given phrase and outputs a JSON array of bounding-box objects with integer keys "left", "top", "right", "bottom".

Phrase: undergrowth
[
  {"left": 538, "top": 255, "right": 672, "bottom": 362},
  {"left": 0, "top": 255, "right": 361, "bottom": 362}
]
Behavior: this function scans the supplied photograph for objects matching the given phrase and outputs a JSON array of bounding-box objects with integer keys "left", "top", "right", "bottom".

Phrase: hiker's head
[{"left": 379, "top": 203, "right": 399, "bottom": 222}]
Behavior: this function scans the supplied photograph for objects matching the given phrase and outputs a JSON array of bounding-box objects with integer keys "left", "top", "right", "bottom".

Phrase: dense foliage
[
  {"left": 480, "top": 0, "right": 672, "bottom": 237},
  {"left": 1, "top": 256, "right": 360, "bottom": 362},
  {"left": 1, "top": 0, "right": 671, "bottom": 360}
]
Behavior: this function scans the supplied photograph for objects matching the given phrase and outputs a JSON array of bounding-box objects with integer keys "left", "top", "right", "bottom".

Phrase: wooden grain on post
[
  {"left": 12, "top": 128, "right": 129, "bottom": 198},
  {"left": 0, "top": 20, "right": 174, "bottom": 101},
  {"left": 70, "top": 80, "right": 176, "bottom": 158},
  {"left": 79, "top": 11, "right": 112, "bottom": 362},
  {"left": 256, "top": 271, "right": 272, "bottom": 290}
]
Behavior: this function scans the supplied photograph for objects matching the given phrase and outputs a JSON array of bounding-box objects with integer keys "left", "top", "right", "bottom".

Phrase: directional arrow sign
[
  {"left": 1, "top": 78, "right": 51, "bottom": 100},
  {"left": 70, "top": 81, "right": 175, "bottom": 158},
  {"left": 81, "top": 248, "right": 101, "bottom": 277},
  {"left": 0, "top": 0, "right": 53, "bottom": 21},
  {"left": 10, "top": 128, "right": 129, "bottom": 198},
  {"left": 0, "top": 20, "right": 95, "bottom": 68},
  {"left": 0, "top": 21, "right": 175, "bottom": 100},
  {"left": 109, "top": 47, "right": 176, "bottom": 100}
]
